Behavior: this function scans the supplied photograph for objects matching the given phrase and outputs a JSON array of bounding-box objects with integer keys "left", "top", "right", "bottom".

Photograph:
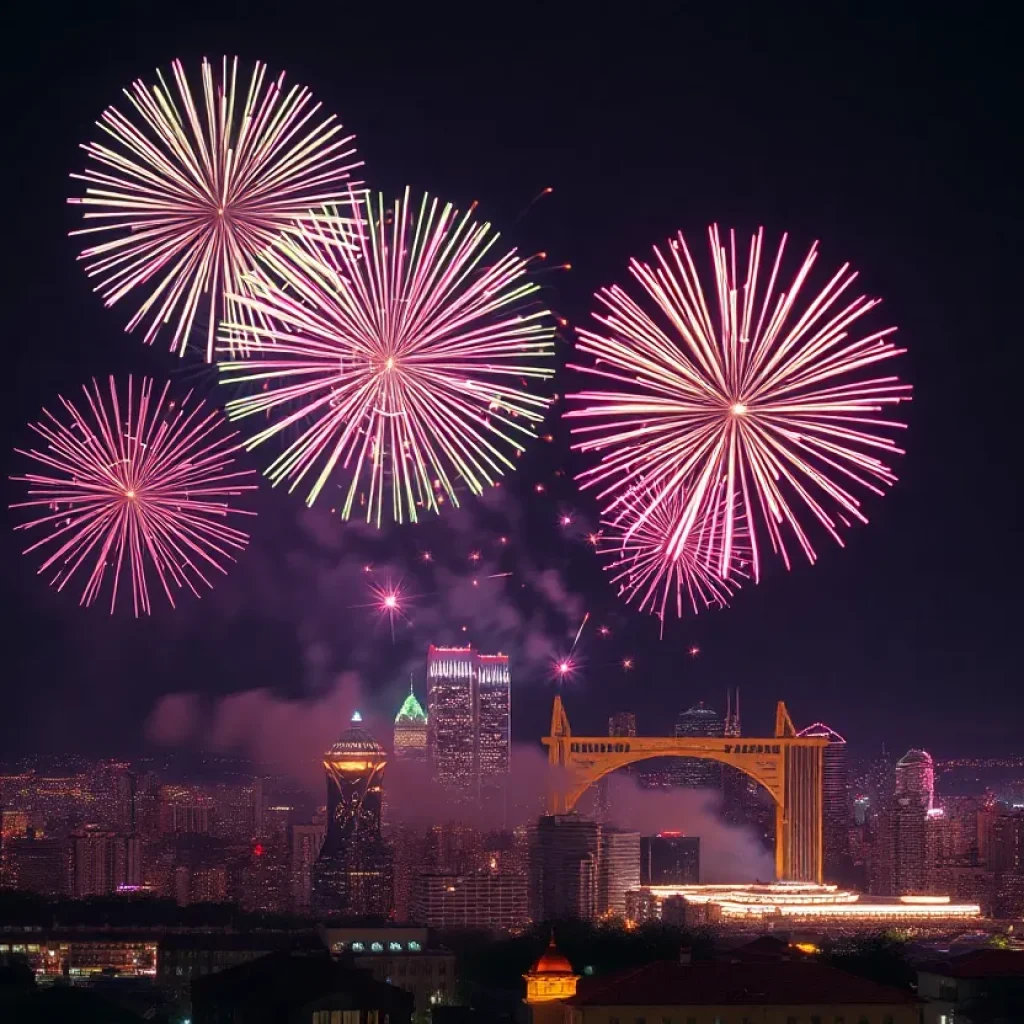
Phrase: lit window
[
  {"left": 371, "top": 942, "right": 384, "bottom": 953},
  {"left": 389, "top": 942, "right": 402, "bottom": 952},
  {"left": 408, "top": 941, "right": 421, "bottom": 951},
  {"left": 351, "top": 943, "right": 365, "bottom": 952}
]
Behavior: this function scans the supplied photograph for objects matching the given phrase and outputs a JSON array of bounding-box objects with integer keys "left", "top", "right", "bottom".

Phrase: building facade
[
  {"left": 672, "top": 702, "right": 724, "bottom": 790},
  {"left": 393, "top": 684, "right": 428, "bottom": 763},
  {"left": 410, "top": 870, "right": 527, "bottom": 932},
  {"left": 312, "top": 713, "right": 393, "bottom": 918},
  {"left": 640, "top": 833, "right": 700, "bottom": 885},
  {"left": 426, "top": 645, "right": 510, "bottom": 804},
  {"left": 797, "top": 722, "right": 851, "bottom": 883},
  {"left": 529, "top": 815, "right": 601, "bottom": 921}
]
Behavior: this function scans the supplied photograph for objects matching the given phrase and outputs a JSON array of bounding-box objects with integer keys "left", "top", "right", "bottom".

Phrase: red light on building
[{"left": 253, "top": 843, "right": 265, "bottom": 857}]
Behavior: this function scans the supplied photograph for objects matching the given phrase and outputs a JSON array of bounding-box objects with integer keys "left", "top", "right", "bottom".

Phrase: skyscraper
[
  {"left": 393, "top": 682, "right": 428, "bottom": 763},
  {"left": 640, "top": 833, "right": 700, "bottom": 885},
  {"left": 426, "top": 645, "right": 510, "bottom": 802},
  {"left": 312, "top": 712, "right": 393, "bottom": 918},
  {"left": 597, "top": 713, "right": 637, "bottom": 820},
  {"left": 797, "top": 722, "right": 851, "bottom": 882},
  {"left": 70, "top": 827, "right": 141, "bottom": 896},
  {"left": 477, "top": 654, "right": 511, "bottom": 799},
  {"left": 529, "top": 815, "right": 601, "bottom": 921},
  {"left": 895, "top": 749, "right": 935, "bottom": 810},
  {"left": 598, "top": 827, "right": 641, "bottom": 919},
  {"left": 608, "top": 712, "right": 636, "bottom": 737},
  {"left": 672, "top": 702, "right": 724, "bottom": 790}
]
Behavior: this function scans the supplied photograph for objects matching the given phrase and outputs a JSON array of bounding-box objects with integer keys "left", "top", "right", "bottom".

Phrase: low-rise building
[
  {"left": 320, "top": 925, "right": 457, "bottom": 1021},
  {"left": 917, "top": 948, "right": 1024, "bottom": 1024},
  {"left": 564, "top": 959, "right": 921, "bottom": 1024}
]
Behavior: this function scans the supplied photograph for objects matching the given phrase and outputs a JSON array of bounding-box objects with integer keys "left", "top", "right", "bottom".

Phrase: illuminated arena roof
[{"left": 629, "top": 883, "right": 981, "bottom": 926}]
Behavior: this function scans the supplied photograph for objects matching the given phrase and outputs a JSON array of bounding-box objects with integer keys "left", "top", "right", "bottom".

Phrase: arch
[{"left": 542, "top": 696, "right": 827, "bottom": 883}]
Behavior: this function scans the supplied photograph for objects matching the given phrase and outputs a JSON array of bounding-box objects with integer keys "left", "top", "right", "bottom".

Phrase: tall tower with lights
[
  {"left": 312, "top": 712, "right": 393, "bottom": 917},
  {"left": 426, "top": 645, "right": 510, "bottom": 802},
  {"left": 797, "top": 722, "right": 851, "bottom": 882},
  {"left": 393, "top": 681, "right": 428, "bottom": 763}
]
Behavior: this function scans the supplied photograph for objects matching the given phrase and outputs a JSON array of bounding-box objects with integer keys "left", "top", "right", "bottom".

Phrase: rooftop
[
  {"left": 394, "top": 688, "right": 427, "bottom": 725},
  {"left": 528, "top": 937, "right": 576, "bottom": 977},
  {"left": 567, "top": 960, "right": 920, "bottom": 1007},
  {"left": 919, "top": 949, "right": 1024, "bottom": 979}
]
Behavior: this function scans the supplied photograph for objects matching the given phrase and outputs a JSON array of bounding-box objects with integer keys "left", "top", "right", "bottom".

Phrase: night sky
[{"left": 1, "top": 5, "right": 1019, "bottom": 762}]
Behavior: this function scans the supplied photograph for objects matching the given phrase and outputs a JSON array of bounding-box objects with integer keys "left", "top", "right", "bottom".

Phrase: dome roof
[
  {"left": 325, "top": 713, "right": 385, "bottom": 759},
  {"left": 530, "top": 937, "right": 575, "bottom": 975},
  {"left": 898, "top": 748, "right": 933, "bottom": 767},
  {"left": 681, "top": 702, "right": 720, "bottom": 718}
]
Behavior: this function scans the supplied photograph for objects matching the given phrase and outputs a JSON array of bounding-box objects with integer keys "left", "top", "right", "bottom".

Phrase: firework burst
[
  {"left": 218, "top": 188, "right": 556, "bottom": 525},
  {"left": 10, "top": 376, "right": 256, "bottom": 615},
  {"left": 598, "top": 482, "right": 747, "bottom": 630},
  {"left": 69, "top": 56, "right": 361, "bottom": 360},
  {"left": 568, "top": 225, "right": 911, "bottom": 581}
]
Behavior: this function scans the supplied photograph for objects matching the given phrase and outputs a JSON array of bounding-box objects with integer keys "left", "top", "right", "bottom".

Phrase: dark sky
[{"left": 1, "top": 4, "right": 1020, "bottom": 763}]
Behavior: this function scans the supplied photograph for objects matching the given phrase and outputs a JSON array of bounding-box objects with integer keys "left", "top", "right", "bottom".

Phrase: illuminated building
[
  {"left": 626, "top": 882, "right": 982, "bottom": 930},
  {"left": 598, "top": 827, "right": 640, "bottom": 918},
  {"left": 290, "top": 823, "right": 326, "bottom": 914},
  {"left": 522, "top": 936, "right": 579, "bottom": 1024},
  {"left": 158, "top": 786, "right": 214, "bottom": 834},
  {"left": 989, "top": 808, "right": 1024, "bottom": 873},
  {"left": 0, "top": 931, "right": 158, "bottom": 978},
  {"left": 2, "top": 831, "right": 68, "bottom": 896},
  {"left": 724, "top": 688, "right": 741, "bottom": 737},
  {"left": 672, "top": 702, "right": 724, "bottom": 790},
  {"left": 797, "top": 722, "right": 851, "bottom": 882},
  {"left": 640, "top": 833, "right": 700, "bottom": 885},
  {"left": 393, "top": 682, "right": 428, "bottom": 763},
  {"left": 244, "top": 839, "right": 292, "bottom": 913},
  {"left": 426, "top": 645, "right": 511, "bottom": 804},
  {"left": 896, "top": 748, "right": 935, "bottom": 810},
  {"left": 70, "top": 827, "right": 141, "bottom": 896},
  {"left": 321, "top": 926, "right": 457, "bottom": 1019},
  {"left": 410, "top": 870, "right": 527, "bottom": 932},
  {"left": 608, "top": 712, "right": 636, "bottom": 737},
  {"left": 872, "top": 794, "right": 929, "bottom": 896},
  {"left": 312, "top": 712, "right": 393, "bottom": 918},
  {"left": 529, "top": 815, "right": 601, "bottom": 921}
]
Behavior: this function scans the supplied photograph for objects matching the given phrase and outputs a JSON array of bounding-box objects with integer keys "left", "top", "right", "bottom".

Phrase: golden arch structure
[{"left": 543, "top": 696, "right": 828, "bottom": 883}]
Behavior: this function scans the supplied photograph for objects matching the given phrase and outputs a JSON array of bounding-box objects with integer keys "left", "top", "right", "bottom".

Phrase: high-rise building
[
  {"left": 70, "top": 827, "right": 141, "bottom": 896},
  {"left": 724, "top": 689, "right": 741, "bottom": 738},
  {"left": 290, "top": 823, "right": 326, "bottom": 914},
  {"left": 599, "top": 828, "right": 640, "bottom": 919},
  {"left": 477, "top": 654, "right": 511, "bottom": 800},
  {"left": 672, "top": 702, "right": 724, "bottom": 790},
  {"left": 529, "top": 815, "right": 601, "bottom": 921},
  {"left": 895, "top": 749, "right": 935, "bottom": 810},
  {"left": 640, "top": 833, "right": 700, "bottom": 885},
  {"left": 797, "top": 722, "right": 851, "bottom": 882},
  {"left": 393, "top": 683, "right": 428, "bottom": 763},
  {"left": 426, "top": 645, "right": 511, "bottom": 803},
  {"left": 3, "top": 830, "right": 69, "bottom": 896},
  {"left": 312, "top": 712, "right": 394, "bottom": 918},
  {"left": 427, "top": 647, "right": 476, "bottom": 796},
  {"left": 990, "top": 808, "right": 1024, "bottom": 873},
  {"left": 410, "top": 870, "right": 527, "bottom": 932},
  {"left": 608, "top": 712, "right": 636, "bottom": 737}
]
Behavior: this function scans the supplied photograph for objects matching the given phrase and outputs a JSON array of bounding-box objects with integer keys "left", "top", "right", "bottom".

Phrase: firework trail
[
  {"left": 569, "top": 611, "right": 590, "bottom": 656},
  {"left": 10, "top": 377, "right": 256, "bottom": 615},
  {"left": 568, "top": 225, "right": 911, "bottom": 581},
  {"left": 598, "top": 483, "right": 747, "bottom": 633},
  {"left": 69, "top": 56, "right": 361, "bottom": 360},
  {"left": 218, "top": 188, "right": 557, "bottom": 525}
]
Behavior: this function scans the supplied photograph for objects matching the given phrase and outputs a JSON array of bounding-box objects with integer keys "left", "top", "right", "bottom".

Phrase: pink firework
[
  {"left": 10, "top": 377, "right": 257, "bottom": 615},
  {"left": 218, "top": 188, "right": 555, "bottom": 525},
  {"left": 69, "top": 57, "right": 361, "bottom": 360},
  {"left": 598, "top": 483, "right": 748, "bottom": 630},
  {"left": 568, "top": 226, "right": 911, "bottom": 581}
]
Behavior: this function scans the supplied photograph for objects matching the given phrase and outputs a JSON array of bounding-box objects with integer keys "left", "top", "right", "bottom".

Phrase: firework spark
[
  {"left": 598, "top": 483, "right": 747, "bottom": 631},
  {"left": 568, "top": 226, "right": 911, "bottom": 580},
  {"left": 69, "top": 56, "right": 361, "bottom": 360},
  {"left": 218, "top": 189, "right": 556, "bottom": 524},
  {"left": 10, "top": 376, "right": 256, "bottom": 615}
]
